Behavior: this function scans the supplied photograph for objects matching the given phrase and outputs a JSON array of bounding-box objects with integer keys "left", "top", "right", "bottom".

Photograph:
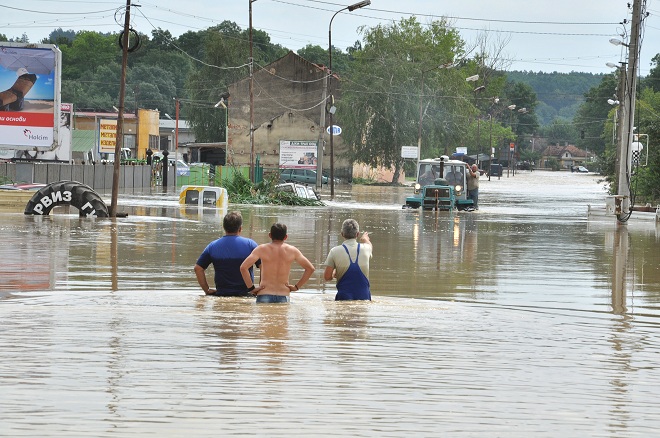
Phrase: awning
[{"left": 71, "top": 130, "right": 96, "bottom": 152}]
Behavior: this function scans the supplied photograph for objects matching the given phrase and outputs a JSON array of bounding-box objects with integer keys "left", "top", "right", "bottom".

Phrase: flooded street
[{"left": 1, "top": 170, "right": 660, "bottom": 436}]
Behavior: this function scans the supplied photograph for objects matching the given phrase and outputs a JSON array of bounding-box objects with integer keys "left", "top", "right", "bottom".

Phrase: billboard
[
  {"left": 0, "top": 43, "right": 61, "bottom": 151},
  {"left": 279, "top": 140, "right": 318, "bottom": 169},
  {"left": 0, "top": 102, "right": 72, "bottom": 161},
  {"left": 99, "top": 119, "right": 118, "bottom": 154}
]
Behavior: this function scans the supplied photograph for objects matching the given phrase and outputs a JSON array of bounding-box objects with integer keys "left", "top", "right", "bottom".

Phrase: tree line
[{"left": 2, "top": 19, "right": 659, "bottom": 203}]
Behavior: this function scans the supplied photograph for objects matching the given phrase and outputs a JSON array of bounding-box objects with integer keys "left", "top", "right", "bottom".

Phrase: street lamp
[
  {"left": 328, "top": 0, "right": 370, "bottom": 199},
  {"left": 473, "top": 85, "right": 485, "bottom": 165},
  {"left": 609, "top": 38, "right": 629, "bottom": 47},
  {"left": 214, "top": 98, "right": 229, "bottom": 144},
  {"left": 507, "top": 105, "right": 516, "bottom": 177},
  {"left": 487, "top": 96, "right": 499, "bottom": 181}
]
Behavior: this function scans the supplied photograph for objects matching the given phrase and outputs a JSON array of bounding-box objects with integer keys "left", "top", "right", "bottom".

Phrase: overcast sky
[{"left": 1, "top": 0, "right": 658, "bottom": 75}]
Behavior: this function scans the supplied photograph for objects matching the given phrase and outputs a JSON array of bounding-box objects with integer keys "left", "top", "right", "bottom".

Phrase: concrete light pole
[{"left": 328, "top": 0, "right": 370, "bottom": 199}]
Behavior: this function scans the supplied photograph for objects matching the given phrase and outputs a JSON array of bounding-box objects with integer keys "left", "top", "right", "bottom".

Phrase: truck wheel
[{"left": 24, "top": 180, "right": 109, "bottom": 217}]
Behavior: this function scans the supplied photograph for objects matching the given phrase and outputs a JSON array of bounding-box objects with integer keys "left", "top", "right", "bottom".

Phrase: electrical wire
[{"left": 134, "top": 7, "right": 251, "bottom": 72}]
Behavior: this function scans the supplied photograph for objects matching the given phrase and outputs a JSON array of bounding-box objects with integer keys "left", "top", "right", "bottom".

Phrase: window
[{"left": 149, "top": 135, "right": 159, "bottom": 150}]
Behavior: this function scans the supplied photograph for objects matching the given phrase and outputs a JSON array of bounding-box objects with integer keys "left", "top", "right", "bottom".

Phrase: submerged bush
[{"left": 221, "top": 170, "right": 324, "bottom": 206}]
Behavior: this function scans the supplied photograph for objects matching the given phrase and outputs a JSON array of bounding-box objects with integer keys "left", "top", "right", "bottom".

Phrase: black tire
[{"left": 24, "top": 180, "right": 109, "bottom": 217}]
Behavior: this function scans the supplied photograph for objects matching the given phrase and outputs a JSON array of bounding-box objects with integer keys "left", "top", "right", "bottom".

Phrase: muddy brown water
[{"left": 1, "top": 170, "right": 659, "bottom": 436}]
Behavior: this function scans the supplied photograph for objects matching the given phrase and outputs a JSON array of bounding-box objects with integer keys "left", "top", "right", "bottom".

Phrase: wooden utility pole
[
  {"left": 617, "top": 0, "right": 643, "bottom": 220},
  {"left": 316, "top": 71, "right": 328, "bottom": 189},
  {"left": 249, "top": 0, "right": 255, "bottom": 182},
  {"left": 110, "top": 0, "right": 131, "bottom": 217}
]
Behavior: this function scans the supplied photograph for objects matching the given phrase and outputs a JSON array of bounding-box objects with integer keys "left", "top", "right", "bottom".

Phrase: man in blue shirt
[{"left": 195, "top": 211, "right": 260, "bottom": 296}]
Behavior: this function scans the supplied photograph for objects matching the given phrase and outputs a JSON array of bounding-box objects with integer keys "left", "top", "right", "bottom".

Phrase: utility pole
[
  {"left": 617, "top": 0, "right": 643, "bottom": 219},
  {"left": 316, "top": 70, "right": 328, "bottom": 189},
  {"left": 249, "top": 0, "right": 255, "bottom": 183},
  {"left": 110, "top": 0, "right": 131, "bottom": 218}
]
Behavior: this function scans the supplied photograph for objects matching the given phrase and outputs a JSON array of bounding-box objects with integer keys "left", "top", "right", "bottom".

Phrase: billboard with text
[
  {"left": 279, "top": 140, "right": 318, "bottom": 169},
  {"left": 0, "top": 43, "right": 61, "bottom": 151}
]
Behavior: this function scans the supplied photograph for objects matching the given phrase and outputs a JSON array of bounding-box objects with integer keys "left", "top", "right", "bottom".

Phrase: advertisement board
[
  {"left": 401, "top": 145, "right": 418, "bottom": 159},
  {"left": 99, "top": 119, "right": 118, "bottom": 154},
  {"left": 279, "top": 140, "right": 318, "bottom": 169},
  {"left": 0, "top": 102, "right": 71, "bottom": 161},
  {"left": 0, "top": 43, "right": 61, "bottom": 151}
]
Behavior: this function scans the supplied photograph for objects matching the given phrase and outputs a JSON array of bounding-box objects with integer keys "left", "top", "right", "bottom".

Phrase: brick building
[{"left": 227, "top": 51, "right": 350, "bottom": 179}]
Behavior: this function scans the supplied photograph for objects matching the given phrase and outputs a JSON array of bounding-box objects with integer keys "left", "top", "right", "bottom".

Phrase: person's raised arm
[
  {"left": 360, "top": 231, "right": 371, "bottom": 245},
  {"left": 288, "top": 250, "right": 315, "bottom": 291}
]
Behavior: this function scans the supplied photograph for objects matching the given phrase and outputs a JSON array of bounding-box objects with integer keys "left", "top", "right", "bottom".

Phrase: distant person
[
  {"left": 466, "top": 163, "right": 480, "bottom": 210},
  {"left": 194, "top": 211, "right": 260, "bottom": 296},
  {"left": 323, "top": 218, "right": 372, "bottom": 301},
  {"left": 419, "top": 167, "right": 436, "bottom": 186},
  {"left": 240, "top": 223, "right": 315, "bottom": 303},
  {"left": 444, "top": 167, "right": 463, "bottom": 187}
]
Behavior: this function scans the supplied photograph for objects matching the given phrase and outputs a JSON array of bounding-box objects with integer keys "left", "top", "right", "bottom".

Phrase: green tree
[
  {"left": 62, "top": 63, "right": 119, "bottom": 110},
  {"left": 60, "top": 31, "right": 118, "bottom": 80},
  {"left": 538, "top": 118, "right": 577, "bottom": 145},
  {"left": 339, "top": 17, "right": 467, "bottom": 183},
  {"left": 641, "top": 53, "right": 660, "bottom": 93},
  {"left": 183, "top": 22, "right": 287, "bottom": 143},
  {"left": 45, "top": 28, "right": 76, "bottom": 45},
  {"left": 628, "top": 88, "right": 660, "bottom": 203},
  {"left": 297, "top": 44, "right": 327, "bottom": 66},
  {"left": 573, "top": 73, "right": 617, "bottom": 157},
  {"left": 126, "top": 65, "right": 178, "bottom": 115},
  {"left": 503, "top": 81, "right": 539, "bottom": 137}
]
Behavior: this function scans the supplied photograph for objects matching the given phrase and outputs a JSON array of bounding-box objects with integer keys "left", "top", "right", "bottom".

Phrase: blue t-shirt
[{"left": 196, "top": 235, "right": 259, "bottom": 296}]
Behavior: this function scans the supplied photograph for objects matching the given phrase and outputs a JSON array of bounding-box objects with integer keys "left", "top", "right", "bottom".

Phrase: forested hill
[{"left": 506, "top": 71, "right": 605, "bottom": 125}]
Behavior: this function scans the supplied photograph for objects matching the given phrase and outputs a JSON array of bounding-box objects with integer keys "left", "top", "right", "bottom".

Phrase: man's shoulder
[{"left": 237, "top": 236, "right": 258, "bottom": 245}]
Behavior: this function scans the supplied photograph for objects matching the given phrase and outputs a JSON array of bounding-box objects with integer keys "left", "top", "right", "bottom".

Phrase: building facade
[{"left": 227, "top": 51, "right": 350, "bottom": 178}]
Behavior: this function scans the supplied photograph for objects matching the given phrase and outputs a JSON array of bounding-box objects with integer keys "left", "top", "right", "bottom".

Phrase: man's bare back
[{"left": 240, "top": 223, "right": 315, "bottom": 297}]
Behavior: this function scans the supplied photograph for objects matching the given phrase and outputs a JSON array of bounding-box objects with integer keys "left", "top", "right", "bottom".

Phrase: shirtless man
[{"left": 240, "top": 223, "right": 315, "bottom": 303}]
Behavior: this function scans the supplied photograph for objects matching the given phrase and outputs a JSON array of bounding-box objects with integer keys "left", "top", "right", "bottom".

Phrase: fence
[{"left": 0, "top": 161, "right": 262, "bottom": 192}]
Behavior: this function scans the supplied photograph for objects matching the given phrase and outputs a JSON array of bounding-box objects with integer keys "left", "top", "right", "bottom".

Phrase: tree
[
  {"left": 45, "top": 28, "right": 76, "bottom": 45},
  {"left": 627, "top": 87, "right": 660, "bottom": 203},
  {"left": 572, "top": 73, "right": 617, "bottom": 157},
  {"left": 641, "top": 53, "right": 660, "bottom": 93},
  {"left": 339, "top": 17, "right": 467, "bottom": 183},
  {"left": 62, "top": 64, "right": 119, "bottom": 111},
  {"left": 297, "top": 44, "right": 327, "bottom": 66},
  {"left": 503, "top": 81, "right": 539, "bottom": 137},
  {"left": 182, "top": 22, "right": 288, "bottom": 143},
  {"left": 60, "top": 31, "right": 118, "bottom": 80},
  {"left": 538, "top": 118, "right": 577, "bottom": 145}
]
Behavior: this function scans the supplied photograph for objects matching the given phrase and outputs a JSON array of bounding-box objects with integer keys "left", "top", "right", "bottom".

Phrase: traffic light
[{"left": 580, "top": 130, "right": 585, "bottom": 139}]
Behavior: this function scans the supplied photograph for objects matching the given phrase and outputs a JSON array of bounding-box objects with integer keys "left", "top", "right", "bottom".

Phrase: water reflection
[
  {"left": 1, "top": 172, "right": 659, "bottom": 316},
  {"left": 2, "top": 172, "right": 660, "bottom": 435}
]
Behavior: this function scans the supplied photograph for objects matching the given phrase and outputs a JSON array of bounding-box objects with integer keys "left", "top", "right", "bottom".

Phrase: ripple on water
[{"left": 2, "top": 291, "right": 660, "bottom": 437}]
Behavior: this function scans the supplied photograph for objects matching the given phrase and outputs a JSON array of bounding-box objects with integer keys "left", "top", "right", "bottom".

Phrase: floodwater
[{"left": 1, "top": 170, "right": 660, "bottom": 437}]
